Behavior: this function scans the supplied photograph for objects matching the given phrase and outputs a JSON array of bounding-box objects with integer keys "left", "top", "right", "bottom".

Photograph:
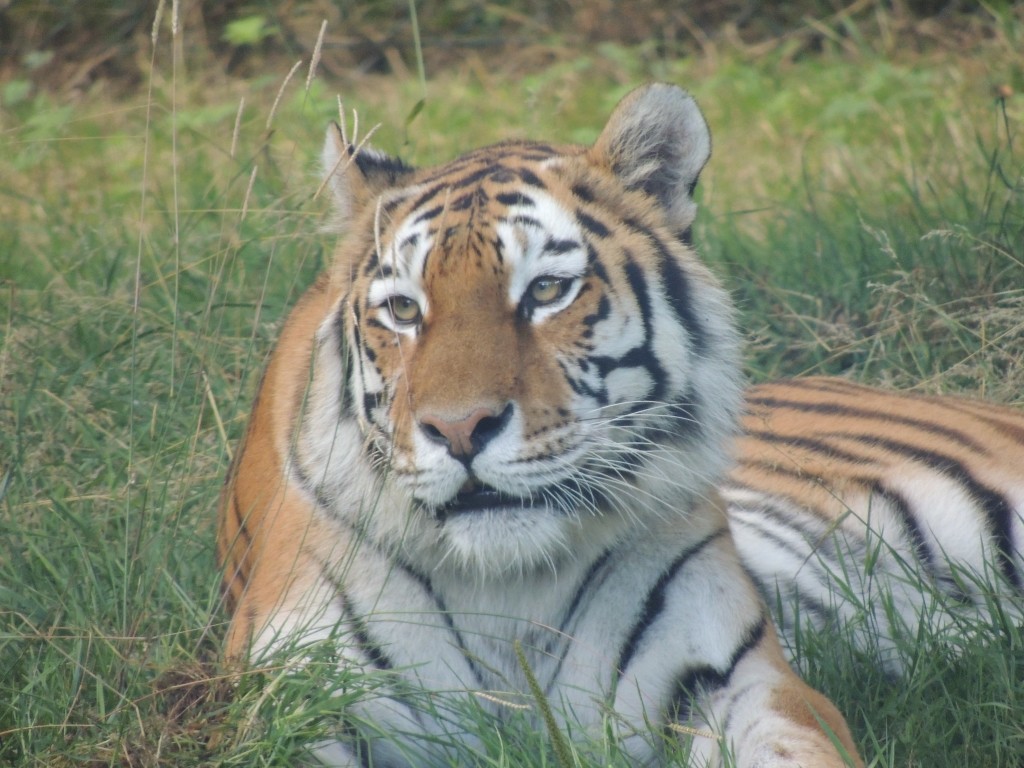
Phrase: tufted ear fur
[
  {"left": 589, "top": 83, "right": 711, "bottom": 232},
  {"left": 321, "top": 123, "right": 415, "bottom": 231}
]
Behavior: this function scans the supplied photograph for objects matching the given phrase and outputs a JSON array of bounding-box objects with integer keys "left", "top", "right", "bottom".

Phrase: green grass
[{"left": 2, "top": 8, "right": 1024, "bottom": 766}]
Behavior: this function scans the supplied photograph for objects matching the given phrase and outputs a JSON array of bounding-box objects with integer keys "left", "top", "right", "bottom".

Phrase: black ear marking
[
  {"left": 321, "top": 123, "right": 416, "bottom": 230},
  {"left": 351, "top": 144, "right": 415, "bottom": 187}
]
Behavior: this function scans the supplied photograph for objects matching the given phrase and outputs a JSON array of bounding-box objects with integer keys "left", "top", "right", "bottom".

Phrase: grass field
[{"left": 2, "top": 5, "right": 1024, "bottom": 766}]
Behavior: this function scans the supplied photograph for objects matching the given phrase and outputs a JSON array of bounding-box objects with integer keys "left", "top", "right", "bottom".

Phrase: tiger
[{"left": 217, "top": 82, "right": 1023, "bottom": 767}]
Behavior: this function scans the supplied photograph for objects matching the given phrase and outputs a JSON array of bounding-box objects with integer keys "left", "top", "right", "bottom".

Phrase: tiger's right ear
[{"left": 321, "top": 123, "right": 415, "bottom": 231}]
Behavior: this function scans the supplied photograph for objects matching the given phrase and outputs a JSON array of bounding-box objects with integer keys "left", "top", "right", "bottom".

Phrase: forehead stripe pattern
[
  {"left": 495, "top": 191, "right": 535, "bottom": 207},
  {"left": 576, "top": 210, "right": 611, "bottom": 239}
]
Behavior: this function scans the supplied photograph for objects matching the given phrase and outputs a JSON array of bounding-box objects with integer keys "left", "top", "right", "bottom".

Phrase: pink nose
[{"left": 418, "top": 405, "right": 512, "bottom": 459}]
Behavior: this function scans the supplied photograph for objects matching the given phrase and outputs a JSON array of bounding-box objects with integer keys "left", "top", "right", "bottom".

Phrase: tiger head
[{"left": 294, "top": 84, "right": 742, "bottom": 576}]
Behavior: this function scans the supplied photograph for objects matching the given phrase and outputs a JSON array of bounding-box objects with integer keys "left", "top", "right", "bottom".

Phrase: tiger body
[{"left": 218, "top": 84, "right": 1022, "bottom": 767}]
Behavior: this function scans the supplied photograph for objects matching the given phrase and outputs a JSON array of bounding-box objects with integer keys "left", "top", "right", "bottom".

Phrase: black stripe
[
  {"left": 544, "top": 237, "right": 580, "bottom": 255},
  {"left": 665, "top": 393, "right": 703, "bottom": 440},
  {"left": 349, "top": 302, "right": 370, "bottom": 403},
  {"left": 926, "top": 398, "right": 1024, "bottom": 445},
  {"left": 496, "top": 191, "right": 534, "bottom": 207},
  {"left": 515, "top": 167, "right": 546, "bottom": 188},
  {"left": 287, "top": 446, "right": 336, "bottom": 510},
  {"left": 577, "top": 210, "right": 610, "bottom": 238},
  {"left": 361, "top": 391, "right": 384, "bottom": 421},
  {"left": 737, "top": 456, "right": 1007, "bottom": 602},
  {"left": 407, "top": 183, "right": 447, "bottom": 215},
  {"left": 449, "top": 191, "right": 476, "bottom": 211},
  {"left": 835, "top": 432, "right": 1020, "bottom": 588},
  {"left": 542, "top": 546, "right": 618, "bottom": 696},
  {"left": 728, "top": 509, "right": 837, "bottom": 624},
  {"left": 746, "top": 430, "right": 874, "bottom": 466},
  {"left": 586, "top": 243, "right": 611, "bottom": 285},
  {"left": 340, "top": 591, "right": 394, "bottom": 671},
  {"left": 670, "top": 617, "right": 768, "bottom": 722},
  {"left": 729, "top": 461, "right": 952, "bottom": 583},
  {"left": 734, "top": 456, "right": 936, "bottom": 575},
  {"left": 560, "top": 547, "right": 616, "bottom": 633},
  {"left": 561, "top": 359, "right": 608, "bottom": 405},
  {"left": 656, "top": 254, "right": 706, "bottom": 357},
  {"left": 509, "top": 214, "right": 542, "bottom": 230},
  {"left": 381, "top": 193, "right": 407, "bottom": 219},
  {"left": 864, "top": 479, "right": 943, "bottom": 579},
  {"left": 332, "top": 303, "right": 353, "bottom": 415},
  {"left": 581, "top": 294, "right": 611, "bottom": 329},
  {"left": 616, "top": 529, "right": 727, "bottom": 678},
  {"left": 362, "top": 551, "right": 489, "bottom": 690},
  {"left": 362, "top": 248, "right": 380, "bottom": 276},
  {"left": 364, "top": 317, "right": 389, "bottom": 335},
  {"left": 747, "top": 395, "right": 991, "bottom": 455},
  {"left": 450, "top": 164, "right": 499, "bottom": 190},
  {"left": 729, "top": 502, "right": 841, "bottom": 573},
  {"left": 622, "top": 255, "right": 667, "bottom": 401},
  {"left": 486, "top": 168, "right": 516, "bottom": 184},
  {"left": 571, "top": 183, "right": 595, "bottom": 202},
  {"left": 414, "top": 204, "right": 445, "bottom": 224},
  {"left": 319, "top": 532, "right": 487, "bottom": 690},
  {"left": 645, "top": 233, "right": 707, "bottom": 357},
  {"left": 231, "top": 495, "right": 254, "bottom": 551},
  {"left": 312, "top": 554, "right": 396, "bottom": 672}
]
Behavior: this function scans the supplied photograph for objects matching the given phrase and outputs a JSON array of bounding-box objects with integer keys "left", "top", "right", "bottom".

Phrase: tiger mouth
[
  {"left": 429, "top": 475, "right": 617, "bottom": 522},
  {"left": 434, "top": 482, "right": 541, "bottom": 520}
]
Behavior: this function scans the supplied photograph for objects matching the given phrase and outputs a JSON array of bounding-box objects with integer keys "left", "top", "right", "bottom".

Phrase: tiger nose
[{"left": 418, "top": 404, "right": 513, "bottom": 460}]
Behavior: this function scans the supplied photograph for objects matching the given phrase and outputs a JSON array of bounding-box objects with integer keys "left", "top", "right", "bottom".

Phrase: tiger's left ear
[
  {"left": 590, "top": 83, "right": 711, "bottom": 232},
  {"left": 321, "top": 123, "right": 415, "bottom": 231}
]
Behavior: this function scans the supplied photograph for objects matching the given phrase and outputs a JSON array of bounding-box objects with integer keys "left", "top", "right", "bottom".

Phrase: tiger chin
[{"left": 217, "top": 83, "right": 867, "bottom": 767}]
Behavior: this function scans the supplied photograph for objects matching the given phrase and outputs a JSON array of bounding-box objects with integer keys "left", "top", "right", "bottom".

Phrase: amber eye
[
  {"left": 528, "top": 276, "right": 571, "bottom": 306},
  {"left": 385, "top": 295, "right": 422, "bottom": 325}
]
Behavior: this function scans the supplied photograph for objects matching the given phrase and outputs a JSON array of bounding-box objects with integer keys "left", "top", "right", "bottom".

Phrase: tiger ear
[
  {"left": 321, "top": 123, "right": 415, "bottom": 231},
  {"left": 590, "top": 83, "right": 711, "bottom": 231}
]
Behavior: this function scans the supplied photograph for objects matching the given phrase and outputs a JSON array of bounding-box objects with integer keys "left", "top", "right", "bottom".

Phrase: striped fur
[
  {"left": 727, "top": 376, "right": 1024, "bottom": 672},
  {"left": 216, "top": 82, "right": 1024, "bottom": 767}
]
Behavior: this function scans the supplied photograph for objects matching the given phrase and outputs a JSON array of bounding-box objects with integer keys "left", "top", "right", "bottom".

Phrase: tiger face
[{"left": 295, "top": 84, "right": 743, "bottom": 575}]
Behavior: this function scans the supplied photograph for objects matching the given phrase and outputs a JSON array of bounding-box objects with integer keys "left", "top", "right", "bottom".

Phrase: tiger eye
[
  {"left": 529, "top": 277, "right": 567, "bottom": 306},
  {"left": 388, "top": 296, "right": 422, "bottom": 324}
]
